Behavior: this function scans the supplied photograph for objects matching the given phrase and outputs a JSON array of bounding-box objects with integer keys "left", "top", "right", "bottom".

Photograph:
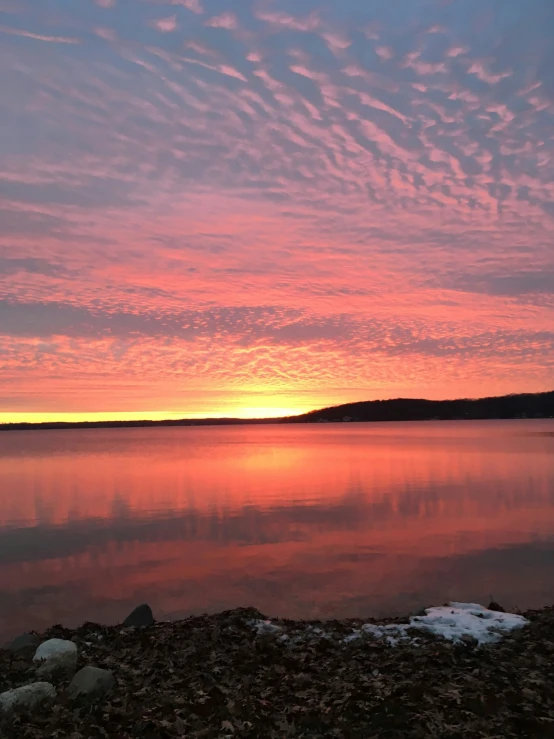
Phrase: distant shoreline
[{"left": 1, "top": 390, "right": 552, "bottom": 431}]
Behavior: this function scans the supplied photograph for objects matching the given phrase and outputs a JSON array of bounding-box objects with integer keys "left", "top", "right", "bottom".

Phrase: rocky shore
[{"left": 1, "top": 602, "right": 554, "bottom": 738}]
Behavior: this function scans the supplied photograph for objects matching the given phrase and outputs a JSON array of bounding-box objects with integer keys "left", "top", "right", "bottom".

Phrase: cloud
[
  {"left": 172, "top": 0, "right": 203, "bottom": 13},
  {"left": 151, "top": 15, "right": 178, "bottom": 33},
  {"left": 448, "top": 270, "right": 554, "bottom": 297},
  {"left": 255, "top": 10, "right": 321, "bottom": 32},
  {"left": 0, "top": 0, "right": 553, "bottom": 415},
  {"left": 0, "top": 178, "right": 145, "bottom": 209},
  {"left": 0, "top": 257, "right": 71, "bottom": 279},
  {"left": 0, "top": 25, "right": 80, "bottom": 44},
  {"left": 205, "top": 12, "right": 238, "bottom": 30}
]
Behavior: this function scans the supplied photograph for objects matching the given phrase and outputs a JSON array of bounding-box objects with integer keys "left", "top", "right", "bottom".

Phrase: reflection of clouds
[
  {"left": 0, "top": 422, "right": 553, "bottom": 635},
  {"left": 1, "top": 451, "right": 553, "bottom": 564},
  {"left": 1, "top": 0, "right": 554, "bottom": 411},
  {"left": 2, "top": 515, "right": 554, "bottom": 637}
]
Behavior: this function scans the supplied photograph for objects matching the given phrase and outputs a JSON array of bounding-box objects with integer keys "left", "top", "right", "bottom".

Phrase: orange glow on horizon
[{"left": 0, "top": 405, "right": 312, "bottom": 425}]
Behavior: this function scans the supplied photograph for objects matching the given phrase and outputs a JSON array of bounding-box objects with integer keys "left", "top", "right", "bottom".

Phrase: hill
[{"left": 289, "top": 391, "right": 554, "bottom": 424}]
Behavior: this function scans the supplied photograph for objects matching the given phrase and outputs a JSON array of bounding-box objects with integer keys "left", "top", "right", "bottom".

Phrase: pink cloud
[
  {"left": 185, "top": 40, "right": 217, "bottom": 57},
  {"left": 205, "top": 12, "right": 238, "bottom": 30},
  {"left": 218, "top": 65, "right": 247, "bottom": 82},
  {"left": 255, "top": 10, "right": 321, "bottom": 32},
  {"left": 151, "top": 15, "right": 178, "bottom": 33},
  {"left": 322, "top": 31, "right": 351, "bottom": 55},
  {"left": 402, "top": 51, "right": 447, "bottom": 74},
  {"left": 467, "top": 61, "right": 512, "bottom": 84},
  {"left": 0, "top": 25, "right": 80, "bottom": 44},
  {"left": 94, "top": 27, "right": 117, "bottom": 41},
  {"left": 446, "top": 45, "right": 468, "bottom": 58},
  {"left": 375, "top": 46, "right": 394, "bottom": 60}
]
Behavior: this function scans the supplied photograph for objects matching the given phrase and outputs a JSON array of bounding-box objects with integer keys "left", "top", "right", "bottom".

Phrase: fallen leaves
[{"left": 1, "top": 605, "right": 554, "bottom": 737}]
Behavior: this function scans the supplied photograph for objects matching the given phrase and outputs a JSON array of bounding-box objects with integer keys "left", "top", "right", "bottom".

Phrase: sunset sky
[{"left": 1, "top": 0, "right": 553, "bottom": 421}]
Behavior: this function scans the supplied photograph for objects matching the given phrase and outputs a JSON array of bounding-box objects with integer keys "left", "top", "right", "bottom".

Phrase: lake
[{"left": 1, "top": 420, "right": 553, "bottom": 640}]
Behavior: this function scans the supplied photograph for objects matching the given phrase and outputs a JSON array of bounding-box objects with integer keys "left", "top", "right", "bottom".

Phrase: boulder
[
  {"left": 7, "top": 633, "right": 40, "bottom": 656},
  {"left": 0, "top": 682, "right": 56, "bottom": 713},
  {"left": 34, "top": 638, "right": 78, "bottom": 662},
  {"left": 68, "top": 666, "right": 115, "bottom": 700},
  {"left": 34, "top": 639, "right": 78, "bottom": 678},
  {"left": 122, "top": 604, "right": 154, "bottom": 627}
]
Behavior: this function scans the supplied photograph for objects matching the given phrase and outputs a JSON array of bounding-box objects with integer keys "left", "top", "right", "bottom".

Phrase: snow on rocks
[
  {"left": 414, "top": 602, "right": 528, "bottom": 644},
  {"left": 249, "top": 619, "right": 283, "bottom": 636},
  {"left": 0, "top": 682, "right": 56, "bottom": 713},
  {"left": 249, "top": 603, "right": 528, "bottom": 648},
  {"left": 345, "top": 603, "right": 529, "bottom": 646},
  {"left": 249, "top": 619, "right": 294, "bottom": 644},
  {"left": 33, "top": 638, "right": 78, "bottom": 677}
]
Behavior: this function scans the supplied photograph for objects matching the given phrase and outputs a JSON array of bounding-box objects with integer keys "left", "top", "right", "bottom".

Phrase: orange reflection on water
[{"left": 0, "top": 421, "right": 553, "bottom": 638}]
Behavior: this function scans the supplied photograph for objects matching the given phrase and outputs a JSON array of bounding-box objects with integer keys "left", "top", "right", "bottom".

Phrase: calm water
[{"left": 1, "top": 420, "right": 554, "bottom": 640}]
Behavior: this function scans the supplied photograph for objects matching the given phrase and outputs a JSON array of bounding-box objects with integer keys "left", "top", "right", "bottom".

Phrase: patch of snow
[
  {"left": 413, "top": 603, "right": 528, "bottom": 644},
  {"left": 345, "top": 603, "right": 528, "bottom": 646},
  {"left": 343, "top": 632, "right": 361, "bottom": 644},
  {"left": 248, "top": 604, "right": 527, "bottom": 649},
  {"left": 249, "top": 619, "right": 282, "bottom": 635},
  {"left": 359, "top": 623, "right": 411, "bottom": 646}
]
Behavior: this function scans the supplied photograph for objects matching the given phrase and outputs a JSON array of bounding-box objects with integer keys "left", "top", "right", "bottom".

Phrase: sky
[{"left": 1, "top": 0, "right": 553, "bottom": 421}]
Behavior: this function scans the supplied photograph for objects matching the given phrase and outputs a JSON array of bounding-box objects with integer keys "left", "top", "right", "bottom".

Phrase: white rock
[
  {"left": 34, "top": 638, "right": 78, "bottom": 662},
  {"left": 34, "top": 639, "right": 78, "bottom": 677},
  {"left": 0, "top": 682, "right": 56, "bottom": 713}
]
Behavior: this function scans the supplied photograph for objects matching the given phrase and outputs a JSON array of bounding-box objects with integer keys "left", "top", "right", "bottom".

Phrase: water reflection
[{"left": 0, "top": 421, "right": 553, "bottom": 639}]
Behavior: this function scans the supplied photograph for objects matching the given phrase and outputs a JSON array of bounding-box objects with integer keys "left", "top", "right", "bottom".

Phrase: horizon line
[{"left": 1, "top": 388, "right": 552, "bottom": 428}]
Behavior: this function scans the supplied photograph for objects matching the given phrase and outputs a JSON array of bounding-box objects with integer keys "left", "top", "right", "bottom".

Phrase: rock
[
  {"left": 123, "top": 604, "right": 154, "bottom": 627},
  {"left": 34, "top": 639, "right": 78, "bottom": 678},
  {"left": 293, "top": 673, "right": 311, "bottom": 688},
  {"left": 68, "top": 666, "right": 115, "bottom": 700},
  {"left": 36, "top": 651, "right": 78, "bottom": 678},
  {"left": 488, "top": 601, "right": 506, "bottom": 613},
  {"left": 0, "top": 682, "right": 56, "bottom": 713},
  {"left": 7, "top": 633, "right": 40, "bottom": 656},
  {"left": 34, "top": 638, "right": 78, "bottom": 662}
]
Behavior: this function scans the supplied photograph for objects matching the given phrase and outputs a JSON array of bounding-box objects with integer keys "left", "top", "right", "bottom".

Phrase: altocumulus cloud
[{"left": 0, "top": 0, "right": 553, "bottom": 414}]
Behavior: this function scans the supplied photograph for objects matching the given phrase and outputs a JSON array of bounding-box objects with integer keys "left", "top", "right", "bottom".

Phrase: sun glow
[{"left": 0, "top": 406, "right": 309, "bottom": 425}]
